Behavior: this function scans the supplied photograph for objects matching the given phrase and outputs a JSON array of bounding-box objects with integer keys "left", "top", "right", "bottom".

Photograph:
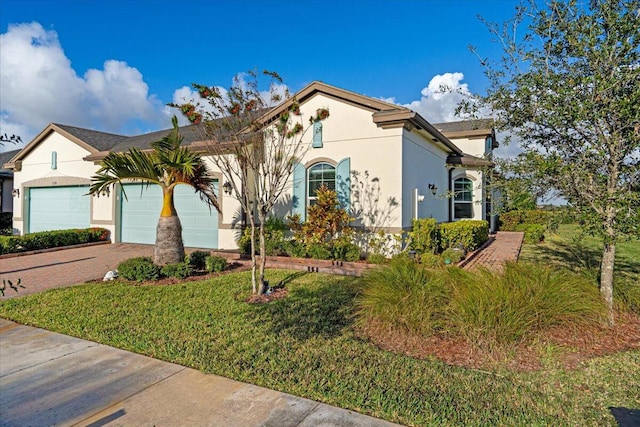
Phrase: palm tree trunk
[{"left": 154, "top": 187, "right": 185, "bottom": 265}]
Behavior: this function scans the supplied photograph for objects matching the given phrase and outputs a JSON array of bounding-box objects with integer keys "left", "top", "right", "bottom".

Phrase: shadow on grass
[
  {"left": 251, "top": 273, "right": 358, "bottom": 341},
  {"left": 524, "top": 240, "right": 640, "bottom": 276}
]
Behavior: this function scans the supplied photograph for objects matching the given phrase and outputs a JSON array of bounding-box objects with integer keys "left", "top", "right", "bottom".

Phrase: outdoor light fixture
[
  {"left": 12, "top": 188, "right": 19, "bottom": 197},
  {"left": 223, "top": 181, "right": 232, "bottom": 195},
  {"left": 428, "top": 183, "right": 438, "bottom": 195}
]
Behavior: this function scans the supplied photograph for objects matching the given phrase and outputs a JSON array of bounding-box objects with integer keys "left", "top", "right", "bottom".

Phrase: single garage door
[
  {"left": 120, "top": 183, "right": 219, "bottom": 248},
  {"left": 28, "top": 186, "right": 90, "bottom": 233}
]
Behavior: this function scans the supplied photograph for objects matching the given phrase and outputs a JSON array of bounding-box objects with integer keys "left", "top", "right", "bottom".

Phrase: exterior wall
[
  {"left": 401, "top": 129, "right": 450, "bottom": 227},
  {"left": 274, "top": 93, "right": 405, "bottom": 231},
  {"left": 449, "top": 136, "right": 490, "bottom": 157},
  {"left": 451, "top": 168, "right": 486, "bottom": 221},
  {"left": 11, "top": 132, "right": 118, "bottom": 239},
  {"left": 201, "top": 155, "right": 243, "bottom": 250}
]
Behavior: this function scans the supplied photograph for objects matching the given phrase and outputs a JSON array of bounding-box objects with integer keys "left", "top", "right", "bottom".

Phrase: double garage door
[
  {"left": 28, "top": 186, "right": 90, "bottom": 233},
  {"left": 120, "top": 183, "right": 219, "bottom": 249}
]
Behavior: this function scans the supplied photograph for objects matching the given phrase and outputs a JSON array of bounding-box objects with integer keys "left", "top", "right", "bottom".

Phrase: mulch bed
[
  {"left": 246, "top": 287, "right": 289, "bottom": 304},
  {"left": 357, "top": 312, "right": 640, "bottom": 371}
]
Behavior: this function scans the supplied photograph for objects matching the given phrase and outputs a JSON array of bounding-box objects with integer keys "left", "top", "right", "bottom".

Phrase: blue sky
[{"left": 0, "top": 0, "right": 521, "bottom": 151}]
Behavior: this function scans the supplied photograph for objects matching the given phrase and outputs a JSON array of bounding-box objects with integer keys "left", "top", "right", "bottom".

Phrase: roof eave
[{"left": 372, "top": 110, "right": 463, "bottom": 155}]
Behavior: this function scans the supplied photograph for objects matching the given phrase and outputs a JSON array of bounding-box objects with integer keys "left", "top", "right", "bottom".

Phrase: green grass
[
  {"left": 519, "top": 224, "right": 640, "bottom": 280},
  {"left": 1, "top": 270, "right": 638, "bottom": 426},
  {"left": 520, "top": 224, "right": 640, "bottom": 313}
]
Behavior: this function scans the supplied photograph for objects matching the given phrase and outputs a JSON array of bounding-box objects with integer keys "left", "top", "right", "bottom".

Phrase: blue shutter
[
  {"left": 336, "top": 157, "right": 351, "bottom": 211},
  {"left": 51, "top": 151, "right": 57, "bottom": 170},
  {"left": 312, "top": 121, "right": 323, "bottom": 148},
  {"left": 292, "top": 162, "right": 306, "bottom": 221}
]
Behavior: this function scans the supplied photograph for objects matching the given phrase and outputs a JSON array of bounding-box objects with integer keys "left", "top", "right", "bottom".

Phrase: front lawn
[
  {"left": 1, "top": 271, "right": 638, "bottom": 426},
  {"left": 519, "top": 224, "right": 640, "bottom": 281}
]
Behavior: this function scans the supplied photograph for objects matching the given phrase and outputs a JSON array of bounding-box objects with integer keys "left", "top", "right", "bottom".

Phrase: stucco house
[{"left": 3, "top": 81, "right": 497, "bottom": 250}]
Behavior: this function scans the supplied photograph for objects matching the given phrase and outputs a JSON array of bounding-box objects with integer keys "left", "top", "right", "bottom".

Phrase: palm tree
[{"left": 89, "top": 116, "right": 220, "bottom": 265}]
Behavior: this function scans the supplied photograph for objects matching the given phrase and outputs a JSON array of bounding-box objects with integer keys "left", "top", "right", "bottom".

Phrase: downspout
[{"left": 448, "top": 167, "right": 454, "bottom": 222}]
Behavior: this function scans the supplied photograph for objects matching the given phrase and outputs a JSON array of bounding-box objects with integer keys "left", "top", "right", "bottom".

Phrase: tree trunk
[
  {"left": 258, "top": 214, "right": 268, "bottom": 295},
  {"left": 154, "top": 187, "right": 184, "bottom": 265},
  {"left": 154, "top": 215, "right": 184, "bottom": 265},
  {"left": 600, "top": 240, "right": 616, "bottom": 326}
]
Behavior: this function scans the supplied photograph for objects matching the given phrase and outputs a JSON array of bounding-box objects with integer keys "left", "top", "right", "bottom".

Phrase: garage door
[
  {"left": 120, "top": 183, "right": 219, "bottom": 248},
  {"left": 28, "top": 186, "right": 90, "bottom": 233}
]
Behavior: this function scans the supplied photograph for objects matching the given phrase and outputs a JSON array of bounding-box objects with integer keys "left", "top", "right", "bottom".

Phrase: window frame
[
  {"left": 453, "top": 177, "right": 474, "bottom": 219},
  {"left": 307, "top": 162, "right": 336, "bottom": 206}
]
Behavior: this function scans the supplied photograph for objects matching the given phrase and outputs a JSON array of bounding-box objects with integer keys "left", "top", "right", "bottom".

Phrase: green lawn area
[
  {"left": 1, "top": 269, "right": 638, "bottom": 426},
  {"left": 519, "top": 224, "right": 640, "bottom": 282}
]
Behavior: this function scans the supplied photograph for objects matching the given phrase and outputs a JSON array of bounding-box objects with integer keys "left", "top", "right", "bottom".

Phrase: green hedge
[
  {"left": 0, "top": 212, "right": 12, "bottom": 235},
  {"left": 439, "top": 220, "right": 489, "bottom": 252},
  {"left": 408, "top": 218, "right": 439, "bottom": 254},
  {"left": 0, "top": 228, "right": 110, "bottom": 255},
  {"left": 515, "top": 224, "right": 545, "bottom": 244},
  {"left": 499, "top": 209, "right": 555, "bottom": 231}
]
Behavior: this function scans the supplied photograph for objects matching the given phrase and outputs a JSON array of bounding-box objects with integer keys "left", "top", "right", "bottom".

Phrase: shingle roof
[
  {"left": 54, "top": 124, "right": 127, "bottom": 151},
  {"left": 0, "top": 149, "right": 20, "bottom": 175},
  {"left": 433, "top": 119, "right": 494, "bottom": 133}
]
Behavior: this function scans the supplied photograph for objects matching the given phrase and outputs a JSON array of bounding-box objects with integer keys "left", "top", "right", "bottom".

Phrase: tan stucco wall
[
  {"left": 11, "top": 132, "right": 119, "bottom": 238},
  {"left": 273, "top": 93, "right": 405, "bottom": 230},
  {"left": 449, "top": 136, "right": 488, "bottom": 157},
  {"left": 401, "top": 129, "right": 450, "bottom": 226}
]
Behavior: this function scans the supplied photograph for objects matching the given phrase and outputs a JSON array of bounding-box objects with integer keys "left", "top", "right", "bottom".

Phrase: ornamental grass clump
[
  {"left": 356, "top": 260, "right": 609, "bottom": 348},
  {"left": 448, "top": 262, "right": 608, "bottom": 345},
  {"left": 356, "top": 257, "right": 450, "bottom": 336}
]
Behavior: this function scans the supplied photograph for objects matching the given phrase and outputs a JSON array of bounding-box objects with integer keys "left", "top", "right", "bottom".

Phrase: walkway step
[{"left": 462, "top": 232, "right": 525, "bottom": 271}]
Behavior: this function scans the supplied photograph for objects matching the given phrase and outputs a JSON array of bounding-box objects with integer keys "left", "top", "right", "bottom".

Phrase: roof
[
  {"left": 257, "top": 81, "right": 463, "bottom": 155},
  {"left": 446, "top": 153, "right": 494, "bottom": 167},
  {"left": 0, "top": 149, "right": 20, "bottom": 176},
  {"left": 433, "top": 119, "right": 498, "bottom": 149},
  {"left": 53, "top": 124, "right": 127, "bottom": 151},
  {"left": 7, "top": 82, "right": 498, "bottom": 168}
]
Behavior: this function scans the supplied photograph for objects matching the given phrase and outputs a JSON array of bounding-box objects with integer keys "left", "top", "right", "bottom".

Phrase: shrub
[
  {"left": 0, "top": 212, "right": 12, "bottom": 235},
  {"left": 420, "top": 252, "right": 444, "bottom": 268},
  {"left": 356, "top": 257, "right": 450, "bottom": 336},
  {"left": 515, "top": 224, "right": 545, "bottom": 243},
  {"left": 161, "top": 262, "right": 193, "bottom": 279},
  {"left": 306, "top": 243, "right": 333, "bottom": 260},
  {"left": 0, "top": 228, "right": 110, "bottom": 254},
  {"left": 118, "top": 257, "right": 160, "bottom": 282},
  {"left": 205, "top": 255, "right": 227, "bottom": 273},
  {"left": 408, "top": 218, "right": 439, "bottom": 254},
  {"left": 238, "top": 217, "right": 287, "bottom": 256},
  {"left": 281, "top": 240, "right": 307, "bottom": 258},
  {"left": 448, "top": 262, "right": 607, "bottom": 344},
  {"left": 614, "top": 276, "right": 640, "bottom": 315},
  {"left": 367, "top": 253, "right": 388, "bottom": 264},
  {"left": 441, "top": 248, "right": 464, "bottom": 265},
  {"left": 439, "top": 220, "right": 489, "bottom": 252},
  {"left": 499, "top": 209, "right": 555, "bottom": 231},
  {"left": 292, "top": 186, "right": 352, "bottom": 245},
  {"left": 187, "top": 250, "right": 210, "bottom": 270},
  {"left": 332, "top": 238, "right": 361, "bottom": 262}
]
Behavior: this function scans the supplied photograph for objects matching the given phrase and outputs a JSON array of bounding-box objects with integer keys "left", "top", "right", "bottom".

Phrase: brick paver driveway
[{"left": 0, "top": 243, "right": 155, "bottom": 299}]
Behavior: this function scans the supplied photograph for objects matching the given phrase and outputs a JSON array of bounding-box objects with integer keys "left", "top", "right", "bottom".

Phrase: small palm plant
[{"left": 89, "top": 116, "right": 220, "bottom": 265}]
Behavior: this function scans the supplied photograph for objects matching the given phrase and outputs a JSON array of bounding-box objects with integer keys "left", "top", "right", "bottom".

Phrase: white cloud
[
  {"left": 401, "top": 72, "right": 474, "bottom": 123},
  {"left": 0, "top": 22, "right": 168, "bottom": 144}
]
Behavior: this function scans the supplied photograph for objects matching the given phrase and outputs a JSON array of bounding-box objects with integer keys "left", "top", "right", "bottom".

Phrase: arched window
[
  {"left": 307, "top": 162, "right": 335, "bottom": 206},
  {"left": 454, "top": 177, "right": 473, "bottom": 219}
]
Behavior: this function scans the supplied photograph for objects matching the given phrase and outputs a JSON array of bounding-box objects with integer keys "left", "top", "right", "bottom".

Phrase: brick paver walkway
[
  {"left": 461, "top": 231, "right": 525, "bottom": 271},
  {"left": 0, "top": 243, "right": 154, "bottom": 299}
]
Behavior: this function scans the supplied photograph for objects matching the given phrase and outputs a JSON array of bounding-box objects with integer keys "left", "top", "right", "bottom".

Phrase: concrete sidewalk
[{"left": 0, "top": 319, "right": 402, "bottom": 427}]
